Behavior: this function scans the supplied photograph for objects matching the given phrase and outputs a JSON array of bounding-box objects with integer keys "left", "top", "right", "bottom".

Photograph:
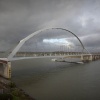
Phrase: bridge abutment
[
  {"left": 0, "top": 61, "right": 11, "bottom": 79},
  {"left": 81, "top": 55, "right": 93, "bottom": 62},
  {"left": 81, "top": 54, "right": 100, "bottom": 62}
]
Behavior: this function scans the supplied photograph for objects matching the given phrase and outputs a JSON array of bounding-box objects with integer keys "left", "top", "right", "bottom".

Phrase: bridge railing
[{"left": 14, "top": 52, "right": 86, "bottom": 57}]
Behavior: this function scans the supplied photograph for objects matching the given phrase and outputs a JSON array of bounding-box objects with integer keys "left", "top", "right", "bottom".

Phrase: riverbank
[{"left": 0, "top": 77, "right": 36, "bottom": 100}]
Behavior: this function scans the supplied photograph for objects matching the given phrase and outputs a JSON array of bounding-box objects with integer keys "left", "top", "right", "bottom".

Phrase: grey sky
[{"left": 0, "top": 0, "right": 100, "bottom": 52}]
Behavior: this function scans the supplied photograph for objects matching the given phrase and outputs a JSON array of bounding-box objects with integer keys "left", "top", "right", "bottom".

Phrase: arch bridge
[{"left": 0, "top": 28, "right": 100, "bottom": 79}]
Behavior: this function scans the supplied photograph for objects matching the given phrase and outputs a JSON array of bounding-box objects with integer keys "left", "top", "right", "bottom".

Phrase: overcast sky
[{"left": 0, "top": 0, "right": 100, "bottom": 52}]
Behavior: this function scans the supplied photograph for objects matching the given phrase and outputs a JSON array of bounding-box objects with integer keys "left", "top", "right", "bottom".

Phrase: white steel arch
[{"left": 7, "top": 28, "right": 88, "bottom": 61}]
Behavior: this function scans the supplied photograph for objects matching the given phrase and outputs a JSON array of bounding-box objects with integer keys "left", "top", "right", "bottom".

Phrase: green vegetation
[
  {"left": 0, "top": 81, "right": 35, "bottom": 100},
  {"left": 11, "top": 88, "right": 29, "bottom": 100},
  {"left": 8, "top": 81, "right": 16, "bottom": 88}
]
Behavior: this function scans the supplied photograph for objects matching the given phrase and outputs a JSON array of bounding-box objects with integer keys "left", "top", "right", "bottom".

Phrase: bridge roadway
[
  {"left": 15, "top": 52, "right": 85, "bottom": 57},
  {"left": 14, "top": 52, "right": 100, "bottom": 61},
  {"left": 14, "top": 52, "right": 82, "bottom": 60}
]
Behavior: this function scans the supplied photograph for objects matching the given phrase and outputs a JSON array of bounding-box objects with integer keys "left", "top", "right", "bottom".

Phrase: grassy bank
[{"left": 0, "top": 80, "right": 35, "bottom": 100}]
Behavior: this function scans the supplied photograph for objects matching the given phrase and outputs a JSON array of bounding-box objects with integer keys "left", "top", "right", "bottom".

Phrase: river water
[{"left": 11, "top": 58, "right": 100, "bottom": 100}]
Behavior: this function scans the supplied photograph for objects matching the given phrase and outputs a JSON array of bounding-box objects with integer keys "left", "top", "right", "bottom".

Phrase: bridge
[
  {"left": 0, "top": 28, "right": 100, "bottom": 79},
  {"left": 14, "top": 51, "right": 100, "bottom": 62}
]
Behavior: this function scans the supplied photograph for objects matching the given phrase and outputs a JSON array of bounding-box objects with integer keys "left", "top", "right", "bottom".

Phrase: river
[{"left": 11, "top": 58, "right": 100, "bottom": 100}]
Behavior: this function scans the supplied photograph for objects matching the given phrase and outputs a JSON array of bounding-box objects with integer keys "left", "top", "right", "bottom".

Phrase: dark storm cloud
[{"left": 0, "top": 0, "right": 100, "bottom": 51}]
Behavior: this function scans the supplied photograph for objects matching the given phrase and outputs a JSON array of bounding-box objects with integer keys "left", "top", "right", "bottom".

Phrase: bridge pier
[
  {"left": 81, "top": 54, "right": 100, "bottom": 62},
  {"left": 81, "top": 55, "right": 93, "bottom": 62},
  {"left": 0, "top": 61, "right": 11, "bottom": 79}
]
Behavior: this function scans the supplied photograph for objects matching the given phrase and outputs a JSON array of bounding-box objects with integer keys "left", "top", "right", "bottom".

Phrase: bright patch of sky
[{"left": 43, "top": 38, "right": 74, "bottom": 48}]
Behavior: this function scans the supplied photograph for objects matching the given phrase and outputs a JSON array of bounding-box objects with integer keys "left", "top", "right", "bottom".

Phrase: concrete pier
[
  {"left": 0, "top": 60, "right": 11, "bottom": 79},
  {"left": 81, "top": 54, "right": 100, "bottom": 62}
]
